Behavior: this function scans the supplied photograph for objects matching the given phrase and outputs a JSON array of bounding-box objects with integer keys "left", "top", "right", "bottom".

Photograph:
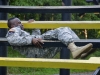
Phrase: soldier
[{"left": 6, "top": 17, "right": 93, "bottom": 59}]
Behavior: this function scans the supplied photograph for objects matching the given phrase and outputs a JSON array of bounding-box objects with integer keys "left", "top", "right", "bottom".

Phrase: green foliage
[
  {"left": 8, "top": 0, "right": 62, "bottom": 33},
  {"left": 72, "top": 0, "right": 100, "bottom": 39},
  {"left": 9, "top": 0, "right": 62, "bottom": 6},
  {"left": 8, "top": 0, "right": 62, "bottom": 21}
]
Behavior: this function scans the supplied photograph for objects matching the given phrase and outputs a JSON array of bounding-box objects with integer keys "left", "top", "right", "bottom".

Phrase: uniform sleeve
[
  {"left": 6, "top": 28, "right": 33, "bottom": 46},
  {"left": 31, "top": 29, "right": 41, "bottom": 35}
]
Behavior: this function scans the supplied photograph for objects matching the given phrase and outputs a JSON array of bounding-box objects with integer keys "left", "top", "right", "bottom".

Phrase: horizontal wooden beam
[
  {"left": 0, "top": 57, "right": 99, "bottom": 70},
  {"left": 0, "top": 5, "right": 100, "bottom": 13},
  {"left": 1, "top": 21, "right": 100, "bottom": 29},
  {"left": 0, "top": 38, "right": 100, "bottom": 48}
]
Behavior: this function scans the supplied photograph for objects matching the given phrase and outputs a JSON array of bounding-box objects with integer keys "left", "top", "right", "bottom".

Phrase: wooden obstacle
[
  {"left": 0, "top": 4, "right": 100, "bottom": 75},
  {"left": 0, "top": 57, "right": 99, "bottom": 70},
  {"left": 0, "top": 38, "right": 100, "bottom": 48},
  {"left": 0, "top": 21, "right": 100, "bottom": 29},
  {"left": 0, "top": 5, "right": 100, "bottom": 13}
]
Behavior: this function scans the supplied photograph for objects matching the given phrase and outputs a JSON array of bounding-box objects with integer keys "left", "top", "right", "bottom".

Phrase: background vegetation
[{"left": 7, "top": 0, "right": 100, "bottom": 75}]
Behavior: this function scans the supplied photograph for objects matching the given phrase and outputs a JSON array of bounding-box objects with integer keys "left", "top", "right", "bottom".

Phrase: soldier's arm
[
  {"left": 6, "top": 28, "right": 34, "bottom": 46},
  {"left": 32, "top": 29, "right": 41, "bottom": 35},
  {"left": 28, "top": 19, "right": 41, "bottom": 35}
]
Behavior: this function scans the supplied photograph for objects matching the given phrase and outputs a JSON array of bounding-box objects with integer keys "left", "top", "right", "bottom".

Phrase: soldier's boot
[
  {"left": 80, "top": 48, "right": 96, "bottom": 59},
  {"left": 68, "top": 42, "right": 93, "bottom": 59}
]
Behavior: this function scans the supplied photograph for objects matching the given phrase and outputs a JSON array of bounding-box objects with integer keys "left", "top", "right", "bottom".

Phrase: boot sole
[
  {"left": 73, "top": 43, "right": 93, "bottom": 59},
  {"left": 81, "top": 48, "right": 96, "bottom": 59}
]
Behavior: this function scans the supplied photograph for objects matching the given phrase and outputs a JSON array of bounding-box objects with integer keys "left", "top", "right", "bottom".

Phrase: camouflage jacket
[{"left": 6, "top": 27, "right": 61, "bottom": 58}]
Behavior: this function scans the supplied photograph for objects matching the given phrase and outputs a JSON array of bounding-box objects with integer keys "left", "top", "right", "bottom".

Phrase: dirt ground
[{"left": 54, "top": 71, "right": 94, "bottom": 75}]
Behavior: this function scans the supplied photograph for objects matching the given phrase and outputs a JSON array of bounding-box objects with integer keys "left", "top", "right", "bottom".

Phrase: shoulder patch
[{"left": 7, "top": 31, "right": 15, "bottom": 37}]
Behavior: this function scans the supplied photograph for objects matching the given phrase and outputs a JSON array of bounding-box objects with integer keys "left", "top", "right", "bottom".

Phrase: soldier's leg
[
  {"left": 52, "top": 27, "right": 79, "bottom": 45},
  {"left": 57, "top": 27, "right": 93, "bottom": 59},
  {"left": 42, "top": 27, "right": 79, "bottom": 41},
  {"left": 67, "top": 27, "right": 80, "bottom": 40},
  {"left": 41, "top": 30, "right": 62, "bottom": 58},
  {"left": 42, "top": 27, "right": 93, "bottom": 59},
  {"left": 66, "top": 27, "right": 96, "bottom": 58}
]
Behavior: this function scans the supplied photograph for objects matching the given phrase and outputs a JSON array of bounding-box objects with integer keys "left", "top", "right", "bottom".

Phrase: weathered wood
[
  {"left": 1, "top": 21, "right": 100, "bottom": 29},
  {"left": 0, "top": 5, "right": 100, "bottom": 13},
  {"left": 0, "top": 57, "right": 99, "bottom": 70},
  {"left": 0, "top": 38, "right": 100, "bottom": 48}
]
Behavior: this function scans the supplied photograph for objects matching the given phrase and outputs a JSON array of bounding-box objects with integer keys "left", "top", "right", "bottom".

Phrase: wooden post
[
  {"left": 60, "top": 0, "right": 71, "bottom": 75},
  {"left": 0, "top": 0, "right": 8, "bottom": 75}
]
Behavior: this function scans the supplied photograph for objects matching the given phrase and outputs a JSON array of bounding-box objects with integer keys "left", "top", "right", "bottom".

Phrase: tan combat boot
[
  {"left": 81, "top": 48, "right": 96, "bottom": 59},
  {"left": 68, "top": 42, "right": 93, "bottom": 59}
]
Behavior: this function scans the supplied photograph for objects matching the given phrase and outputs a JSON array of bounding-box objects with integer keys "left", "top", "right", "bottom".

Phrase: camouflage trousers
[{"left": 13, "top": 27, "right": 79, "bottom": 58}]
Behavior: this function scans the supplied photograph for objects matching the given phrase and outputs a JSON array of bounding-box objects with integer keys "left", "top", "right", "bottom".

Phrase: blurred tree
[{"left": 72, "top": 0, "right": 100, "bottom": 39}]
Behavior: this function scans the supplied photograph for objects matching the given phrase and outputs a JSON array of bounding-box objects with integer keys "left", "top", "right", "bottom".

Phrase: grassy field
[{"left": 7, "top": 47, "right": 99, "bottom": 75}]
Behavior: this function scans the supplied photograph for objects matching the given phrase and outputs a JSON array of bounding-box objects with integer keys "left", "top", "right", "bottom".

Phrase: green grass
[
  {"left": 7, "top": 47, "right": 100, "bottom": 75},
  {"left": 7, "top": 47, "right": 59, "bottom": 75}
]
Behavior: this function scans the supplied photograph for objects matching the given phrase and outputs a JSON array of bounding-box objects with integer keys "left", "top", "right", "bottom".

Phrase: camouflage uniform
[{"left": 6, "top": 27, "right": 79, "bottom": 58}]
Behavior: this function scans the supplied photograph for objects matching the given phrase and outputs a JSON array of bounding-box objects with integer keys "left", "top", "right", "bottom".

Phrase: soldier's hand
[
  {"left": 32, "top": 38, "right": 44, "bottom": 48},
  {"left": 28, "top": 19, "right": 35, "bottom": 23}
]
